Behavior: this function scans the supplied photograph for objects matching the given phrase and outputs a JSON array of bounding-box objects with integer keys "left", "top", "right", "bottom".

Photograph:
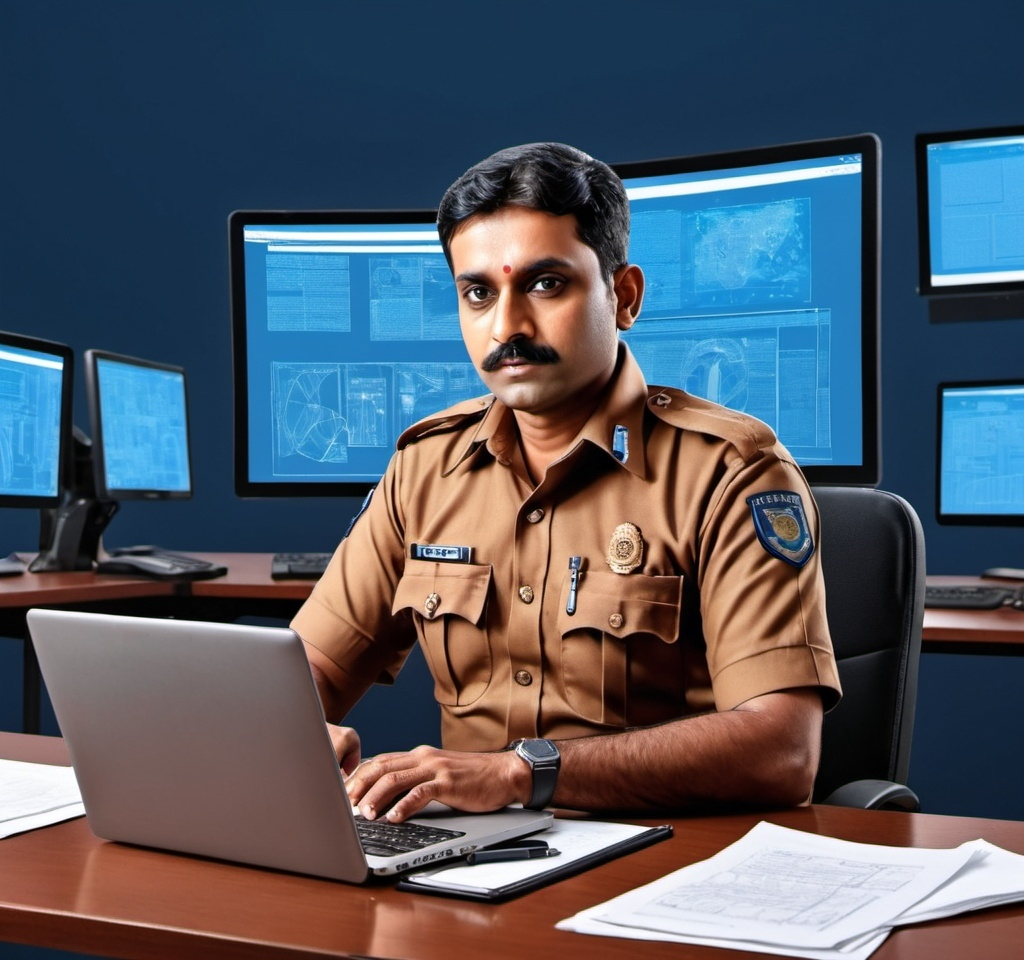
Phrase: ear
[{"left": 612, "top": 264, "right": 644, "bottom": 332}]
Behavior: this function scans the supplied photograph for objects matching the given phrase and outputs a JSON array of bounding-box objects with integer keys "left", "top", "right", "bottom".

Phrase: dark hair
[{"left": 437, "top": 142, "right": 630, "bottom": 281}]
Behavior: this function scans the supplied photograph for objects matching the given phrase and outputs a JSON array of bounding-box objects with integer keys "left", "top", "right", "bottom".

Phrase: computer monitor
[
  {"left": 229, "top": 210, "right": 485, "bottom": 497},
  {"left": 937, "top": 379, "right": 1024, "bottom": 526},
  {"left": 231, "top": 135, "right": 879, "bottom": 495},
  {"left": 916, "top": 125, "right": 1024, "bottom": 297},
  {"left": 0, "top": 330, "right": 73, "bottom": 509},
  {"left": 84, "top": 350, "right": 193, "bottom": 501},
  {"left": 614, "top": 132, "right": 881, "bottom": 486}
]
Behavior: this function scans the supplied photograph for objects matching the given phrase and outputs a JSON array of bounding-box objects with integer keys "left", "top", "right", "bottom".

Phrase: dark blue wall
[{"left": 1, "top": 0, "right": 1022, "bottom": 872}]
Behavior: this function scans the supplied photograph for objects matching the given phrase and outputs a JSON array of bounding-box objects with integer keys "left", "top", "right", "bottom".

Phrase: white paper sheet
[
  {"left": 404, "top": 819, "right": 653, "bottom": 894},
  {"left": 0, "top": 758, "right": 85, "bottom": 839},
  {"left": 558, "top": 820, "right": 1024, "bottom": 959}
]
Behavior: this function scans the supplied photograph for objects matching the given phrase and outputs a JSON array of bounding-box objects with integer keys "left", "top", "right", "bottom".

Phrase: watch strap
[{"left": 509, "top": 738, "right": 560, "bottom": 810}]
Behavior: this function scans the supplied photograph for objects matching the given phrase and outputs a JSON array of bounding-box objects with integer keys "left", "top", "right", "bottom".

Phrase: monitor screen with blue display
[
  {"left": 85, "top": 350, "right": 193, "bottom": 500},
  {"left": 916, "top": 125, "right": 1024, "bottom": 296},
  {"left": 230, "top": 210, "right": 485, "bottom": 496},
  {"left": 615, "top": 133, "right": 880, "bottom": 486},
  {"left": 937, "top": 380, "right": 1024, "bottom": 525},
  {"left": 230, "top": 134, "right": 879, "bottom": 496},
  {"left": 0, "top": 330, "right": 73, "bottom": 507}
]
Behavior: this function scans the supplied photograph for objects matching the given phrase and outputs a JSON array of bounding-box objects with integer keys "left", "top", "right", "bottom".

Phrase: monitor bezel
[
  {"left": 612, "top": 133, "right": 882, "bottom": 487},
  {"left": 936, "top": 377, "right": 1024, "bottom": 527},
  {"left": 0, "top": 329, "right": 75, "bottom": 509},
  {"left": 915, "top": 124, "right": 1024, "bottom": 298},
  {"left": 229, "top": 208, "right": 440, "bottom": 498},
  {"left": 84, "top": 348, "right": 194, "bottom": 502}
]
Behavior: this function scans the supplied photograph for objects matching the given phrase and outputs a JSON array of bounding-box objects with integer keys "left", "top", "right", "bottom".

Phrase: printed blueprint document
[
  {"left": 557, "top": 820, "right": 1024, "bottom": 959},
  {"left": 0, "top": 758, "right": 84, "bottom": 839}
]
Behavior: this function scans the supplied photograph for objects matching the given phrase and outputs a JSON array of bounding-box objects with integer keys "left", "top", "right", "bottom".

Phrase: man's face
[{"left": 449, "top": 206, "right": 634, "bottom": 420}]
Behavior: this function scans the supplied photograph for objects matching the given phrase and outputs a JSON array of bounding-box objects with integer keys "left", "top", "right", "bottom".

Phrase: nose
[{"left": 490, "top": 289, "right": 536, "bottom": 345}]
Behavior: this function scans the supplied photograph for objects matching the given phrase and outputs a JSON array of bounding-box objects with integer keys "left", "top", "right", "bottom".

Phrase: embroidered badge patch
[{"left": 747, "top": 491, "right": 814, "bottom": 567}]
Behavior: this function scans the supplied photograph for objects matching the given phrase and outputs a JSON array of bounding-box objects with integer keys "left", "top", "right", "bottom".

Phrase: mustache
[{"left": 481, "top": 341, "right": 561, "bottom": 372}]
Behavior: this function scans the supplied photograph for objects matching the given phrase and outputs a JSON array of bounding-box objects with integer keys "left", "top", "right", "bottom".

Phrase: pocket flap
[
  {"left": 393, "top": 559, "right": 493, "bottom": 625},
  {"left": 558, "top": 570, "right": 682, "bottom": 642}
]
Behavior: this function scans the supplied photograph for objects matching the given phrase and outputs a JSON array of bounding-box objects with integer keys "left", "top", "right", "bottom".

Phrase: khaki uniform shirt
[{"left": 292, "top": 344, "right": 841, "bottom": 752}]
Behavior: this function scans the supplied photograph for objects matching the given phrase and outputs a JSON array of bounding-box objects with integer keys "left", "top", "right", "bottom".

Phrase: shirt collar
[{"left": 443, "top": 342, "right": 650, "bottom": 480}]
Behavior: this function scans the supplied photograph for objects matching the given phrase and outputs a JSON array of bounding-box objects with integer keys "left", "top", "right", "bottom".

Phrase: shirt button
[
  {"left": 424, "top": 592, "right": 440, "bottom": 617},
  {"left": 526, "top": 508, "right": 545, "bottom": 524},
  {"left": 518, "top": 585, "right": 535, "bottom": 604},
  {"left": 514, "top": 670, "right": 533, "bottom": 686},
  {"left": 608, "top": 613, "right": 624, "bottom": 629}
]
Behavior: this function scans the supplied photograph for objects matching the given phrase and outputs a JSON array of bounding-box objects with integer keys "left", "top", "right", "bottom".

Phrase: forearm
[
  {"left": 551, "top": 689, "right": 823, "bottom": 812},
  {"left": 304, "top": 641, "right": 370, "bottom": 722}
]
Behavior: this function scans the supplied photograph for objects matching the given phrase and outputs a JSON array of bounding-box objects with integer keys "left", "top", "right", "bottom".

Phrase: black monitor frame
[
  {"left": 229, "top": 208, "right": 445, "bottom": 498},
  {"left": 936, "top": 378, "right": 1024, "bottom": 527},
  {"left": 0, "top": 329, "right": 74, "bottom": 509},
  {"left": 916, "top": 124, "right": 1024, "bottom": 298},
  {"left": 613, "top": 133, "right": 881, "bottom": 486},
  {"left": 84, "top": 349, "right": 194, "bottom": 502}
]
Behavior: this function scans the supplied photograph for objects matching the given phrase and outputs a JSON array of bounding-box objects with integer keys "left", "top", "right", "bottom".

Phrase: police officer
[{"left": 292, "top": 143, "right": 841, "bottom": 823}]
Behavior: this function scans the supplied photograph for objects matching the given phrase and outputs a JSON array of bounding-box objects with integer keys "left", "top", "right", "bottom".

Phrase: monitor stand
[
  {"left": 28, "top": 426, "right": 118, "bottom": 573},
  {"left": 29, "top": 495, "right": 118, "bottom": 573}
]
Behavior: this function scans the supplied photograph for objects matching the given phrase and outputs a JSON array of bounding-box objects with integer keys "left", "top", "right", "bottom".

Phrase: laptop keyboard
[{"left": 354, "top": 816, "right": 466, "bottom": 857}]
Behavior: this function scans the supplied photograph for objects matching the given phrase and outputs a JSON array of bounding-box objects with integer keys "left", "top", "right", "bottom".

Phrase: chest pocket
[
  {"left": 557, "top": 570, "right": 683, "bottom": 726},
  {"left": 393, "top": 559, "right": 493, "bottom": 706}
]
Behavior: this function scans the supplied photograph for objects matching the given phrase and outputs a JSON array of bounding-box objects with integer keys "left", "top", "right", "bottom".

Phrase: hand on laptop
[
  {"left": 325, "top": 723, "right": 362, "bottom": 775},
  {"left": 344, "top": 745, "right": 530, "bottom": 823}
]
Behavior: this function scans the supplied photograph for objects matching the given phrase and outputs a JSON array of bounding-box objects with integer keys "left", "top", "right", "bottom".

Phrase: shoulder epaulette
[
  {"left": 396, "top": 395, "right": 493, "bottom": 450},
  {"left": 646, "top": 386, "right": 778, "bottom": 461}
]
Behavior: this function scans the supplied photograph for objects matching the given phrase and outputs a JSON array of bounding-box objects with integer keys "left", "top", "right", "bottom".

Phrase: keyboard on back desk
[
  {"left": 270, "top": 552, "right": 332, "bottom": 580},
  {"left": 924, "top": 584, "right": 1015, "bottom": 609}
]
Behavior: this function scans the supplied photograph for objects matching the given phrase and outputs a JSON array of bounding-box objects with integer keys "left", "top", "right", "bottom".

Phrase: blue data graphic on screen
[
  {"left": 0, "top": 343, "right": 66, "bottom": 499},
  {"left": 939, "top": 382, "right": 1024, "bottom": 522},
  {"left": 95, "top": 357, "right": 191, "bottom": 495},
  {"left": 238, "top": 220, "right": 485, "bottom": 489},
  {"left": 923, "top": 132, "right": 1024, "bottom": 291},
  {"left": 618, "top": 151, "right": 866, "bottom": 471}
]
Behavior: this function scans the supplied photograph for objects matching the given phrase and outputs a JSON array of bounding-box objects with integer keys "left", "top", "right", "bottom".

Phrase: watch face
[{"left": 523, "top": 739, "right": 559, "bottom": 762}]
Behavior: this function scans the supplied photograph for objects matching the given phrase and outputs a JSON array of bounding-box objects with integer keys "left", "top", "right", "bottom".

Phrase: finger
[
  {"left": 380, "top": 781, "right": 443, "bottom": 823},
  {"left": 351, "top": 759, "right": 432, "bottom": 820},
  {"left": 344, "top": 751, "right": 418, "bottom": 808}
]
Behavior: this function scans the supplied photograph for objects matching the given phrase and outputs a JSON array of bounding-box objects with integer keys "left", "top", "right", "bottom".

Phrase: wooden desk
[
  {"left": 923, "top": 575, "right": 1024, "bottom": 656},
  {"left": 1, "top": 733, "right": 1023, "bottom": 960}
]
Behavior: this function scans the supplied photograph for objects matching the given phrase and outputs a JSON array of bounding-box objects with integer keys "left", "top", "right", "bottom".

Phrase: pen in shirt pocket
[{"left": 566, "top": 556, "right": 582, "bottom": 615}]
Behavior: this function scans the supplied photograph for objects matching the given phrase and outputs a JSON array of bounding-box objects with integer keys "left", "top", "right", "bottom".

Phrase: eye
[
  {"left": 462, "top": 285, "right": 493, "bottom": 305},
  {"left": 529, "top": 275, "right": 565, "bottom": 296}
]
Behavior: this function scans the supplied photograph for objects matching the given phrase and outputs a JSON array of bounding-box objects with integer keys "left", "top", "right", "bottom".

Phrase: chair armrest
[{"left": 820, "top": 779, "right": 921, "bottom": 811}]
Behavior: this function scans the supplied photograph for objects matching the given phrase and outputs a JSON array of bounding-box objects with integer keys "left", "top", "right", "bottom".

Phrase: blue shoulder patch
[
  {"left": 747, "top": 491, "right": 814, "bottom": 567},
  {"left": 342, "top": 485, "right": 376, "bottom": 540}
]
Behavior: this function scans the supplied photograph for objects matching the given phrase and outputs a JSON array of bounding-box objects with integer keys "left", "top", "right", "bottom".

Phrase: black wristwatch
[{"left": 508, "top": 738, "right": 560, "bottom": 810}]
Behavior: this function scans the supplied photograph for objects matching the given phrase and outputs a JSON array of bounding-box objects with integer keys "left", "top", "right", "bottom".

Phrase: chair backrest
[{"left": 810, "top": 486, "right": 926, "bottom": 802}]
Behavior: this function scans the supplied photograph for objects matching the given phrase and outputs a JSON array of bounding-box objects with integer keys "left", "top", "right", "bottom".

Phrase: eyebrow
[{"left": 454, "top": 257, "right": 574, "bottom": 285}]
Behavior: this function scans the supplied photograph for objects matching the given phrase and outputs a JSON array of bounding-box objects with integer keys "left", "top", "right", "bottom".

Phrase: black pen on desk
[{"left": 466, "top": 846, "right": 561, "bottom": 865}]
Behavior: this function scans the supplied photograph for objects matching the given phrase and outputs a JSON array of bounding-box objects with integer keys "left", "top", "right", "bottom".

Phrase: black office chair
[{"left": 810, "top": 486, "right": 925, "bottom": 811}]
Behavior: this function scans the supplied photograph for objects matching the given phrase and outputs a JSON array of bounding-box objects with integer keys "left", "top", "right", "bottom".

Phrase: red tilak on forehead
[{"left": 502, "top": 264, "right": 512, "bottom": 274}]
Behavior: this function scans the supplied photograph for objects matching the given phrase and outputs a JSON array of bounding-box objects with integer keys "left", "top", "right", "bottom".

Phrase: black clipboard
[{"left": 396, "top": 822, "right": 673, "bottom": 902}]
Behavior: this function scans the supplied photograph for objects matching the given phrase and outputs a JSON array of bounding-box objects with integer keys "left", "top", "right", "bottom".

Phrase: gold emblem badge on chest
[{"left": 606, "top": 522, "right": 644, "bottom": 574}]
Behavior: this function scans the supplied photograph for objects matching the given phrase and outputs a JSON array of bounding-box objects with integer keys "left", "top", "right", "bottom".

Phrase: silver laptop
[{"left": 27, "top": 609, "right": 552, "bottom": 882}]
